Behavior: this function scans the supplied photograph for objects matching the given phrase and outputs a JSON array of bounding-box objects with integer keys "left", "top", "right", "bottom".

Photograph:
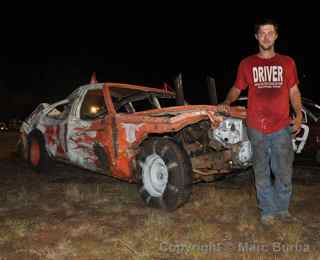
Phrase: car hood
[{"left": 131, "top": 105, "right": 246, "bottom": 119}]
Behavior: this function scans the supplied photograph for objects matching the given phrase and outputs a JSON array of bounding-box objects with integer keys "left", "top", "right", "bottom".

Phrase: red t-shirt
[{"left": 234, "top": 53, "right": 299, "bottom": 134}]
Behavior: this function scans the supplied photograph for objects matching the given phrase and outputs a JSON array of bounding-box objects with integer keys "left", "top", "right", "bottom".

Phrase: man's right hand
[{"left": 217, "top": 103, "right": 231, "bottom": 114}]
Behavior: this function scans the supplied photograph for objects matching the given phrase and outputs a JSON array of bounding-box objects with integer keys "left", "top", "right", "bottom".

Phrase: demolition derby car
[
  {"left": 20, "top": 77, "right": 251, "bottom": 210},
  {"left": 19, "top": 75, "right": 320, "bottom": 210},
  {"left": 296, "top": 98, "right": 320, "bottom": 163}
]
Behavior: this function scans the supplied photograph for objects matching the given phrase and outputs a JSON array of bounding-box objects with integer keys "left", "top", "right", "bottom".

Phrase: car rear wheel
[
  {"left": 137, "top": 137, "right": 192, "bottom": 211},
  {"left": 27, "top": 131, "right": 52, "bottom": 173}
]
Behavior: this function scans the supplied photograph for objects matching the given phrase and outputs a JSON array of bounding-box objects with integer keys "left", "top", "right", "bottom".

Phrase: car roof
[{"left": 72, "top": 83, "right": 176, "bottom": 99}]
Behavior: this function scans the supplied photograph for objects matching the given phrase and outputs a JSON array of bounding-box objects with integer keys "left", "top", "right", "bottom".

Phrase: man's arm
[
  {"left": 222, "top": 86, "right": 241, "bottom": 105},
  {"left": 217, "top": 86, "right": 241, "bottom": 113},
  {"left": 289, "top": 84, "right": 302, "bottom": 135}
]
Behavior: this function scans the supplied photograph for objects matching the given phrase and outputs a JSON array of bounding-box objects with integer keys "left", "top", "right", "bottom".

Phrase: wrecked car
[
  {"left": 296, "top": 98, "right": 320, "bottom": 164},
  {"left": 20, "top": 77, "right": 251, "bottom": 211}
]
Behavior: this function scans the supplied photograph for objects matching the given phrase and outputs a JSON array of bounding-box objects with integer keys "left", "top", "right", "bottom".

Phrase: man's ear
[{"left": 255, "top": 34, "right": 258, "bottom": 40}]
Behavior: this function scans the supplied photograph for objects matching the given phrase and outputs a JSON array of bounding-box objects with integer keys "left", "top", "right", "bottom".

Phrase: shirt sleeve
[
  {"left": 234, "top": 59, "right": 248, "bottom": 90},
  {"left": 287, "top": 57, "right": 299, "bottom": 88}
]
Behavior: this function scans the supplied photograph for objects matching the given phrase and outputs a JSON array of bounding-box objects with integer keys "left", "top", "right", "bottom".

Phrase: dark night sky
[{"left": 0, "top": 7, "right": 317, "bottom": 120}]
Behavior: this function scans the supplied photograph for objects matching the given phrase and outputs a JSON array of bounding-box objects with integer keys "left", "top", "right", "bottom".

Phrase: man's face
[{"left": 255, "top": 24, "right": 278, "bottom": 51}]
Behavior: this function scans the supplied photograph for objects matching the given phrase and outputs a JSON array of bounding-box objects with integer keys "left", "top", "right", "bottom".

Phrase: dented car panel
[{"left": 21, "top": 82, "right": 251, "bottom": 183}]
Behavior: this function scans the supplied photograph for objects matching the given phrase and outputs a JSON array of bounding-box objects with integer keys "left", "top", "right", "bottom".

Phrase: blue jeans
[{"left": 248, "top": 126, "right": 294, "bottom": 218}]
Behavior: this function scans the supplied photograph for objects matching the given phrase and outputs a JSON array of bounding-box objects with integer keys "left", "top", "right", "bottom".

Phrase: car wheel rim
[
  {"left": 30, "top": 139, "right": 40, "bottom": 166},
  {"left": 141, "top": 153, "right": 168, "bottom": 197}
]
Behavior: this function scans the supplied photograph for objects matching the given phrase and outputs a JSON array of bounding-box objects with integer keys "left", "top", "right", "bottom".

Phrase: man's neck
[{"left": 257, "top": 49, "right": 276, "bottom": 59}]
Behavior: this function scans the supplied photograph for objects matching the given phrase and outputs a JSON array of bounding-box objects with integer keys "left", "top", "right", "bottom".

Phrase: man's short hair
[{"left": 254, "top": 18, "right": 279, "bottom": 34}]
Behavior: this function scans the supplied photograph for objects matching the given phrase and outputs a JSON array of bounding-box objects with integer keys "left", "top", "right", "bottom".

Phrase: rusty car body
[{"left": 20, "top": 81, "right": 251, "bottom": 210}]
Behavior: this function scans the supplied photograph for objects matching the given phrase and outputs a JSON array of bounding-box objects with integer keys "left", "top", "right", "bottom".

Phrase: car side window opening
[
  {"left": 126, "top": 98, "right": 156, "bottom": 112},
  {"left": 113, "top": 94, "right": 176, "bottom": 113},
  {"left": 47, "top": 102, "right": 71, "bottom": 120},
  {"left": 111, "top": 96, "right": 134, "bottom": 113},
  {"left": 80, "top": 89, "right": 107, "bottom": 120}
]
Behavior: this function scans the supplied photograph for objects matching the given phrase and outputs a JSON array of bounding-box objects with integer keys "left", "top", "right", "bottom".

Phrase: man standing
[{"left": 219, "top": 18, "right": 302, "bottom": 225}]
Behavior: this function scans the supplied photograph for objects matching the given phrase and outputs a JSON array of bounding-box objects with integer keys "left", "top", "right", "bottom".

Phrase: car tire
[
  {"left": 136, "top": 137, "right": 192, "bottom": 211},
  {"left": 27, "top": 130, "right": 52, "bottom": 173}
]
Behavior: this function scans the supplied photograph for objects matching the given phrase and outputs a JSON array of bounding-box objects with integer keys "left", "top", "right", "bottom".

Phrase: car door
[
  {"left": 41, "top": 100, "right": 71, "bottom": 160},
  {"left": 67, "top": 87, "right": 110, "bottom": 172}
]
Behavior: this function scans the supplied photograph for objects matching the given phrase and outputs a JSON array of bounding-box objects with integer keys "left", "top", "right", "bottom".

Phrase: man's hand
[
  {"left": 289, "top": 85, "right": 302, "bottom": 136},
  {"left": 217, "top": 86, "right": 241, "bottom": 115},
  {"left": 291, "top": 113, "right": 302, "bottom": 136},
  {"left": 217, "top": 103, "right": 231, "bottom": 114}
]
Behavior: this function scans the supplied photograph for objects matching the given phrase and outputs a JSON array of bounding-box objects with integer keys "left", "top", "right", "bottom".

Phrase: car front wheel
[
  {"left": 137, "top": 137, "right": 192, "bottom": 211},
  {"left": 27, "top": 130, "right": 52, "bottom": 173}
]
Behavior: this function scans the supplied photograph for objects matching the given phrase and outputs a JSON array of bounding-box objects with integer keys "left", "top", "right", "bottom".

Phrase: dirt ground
[{"left": 0, "top": 132, "right": 320, "bottom": 259}]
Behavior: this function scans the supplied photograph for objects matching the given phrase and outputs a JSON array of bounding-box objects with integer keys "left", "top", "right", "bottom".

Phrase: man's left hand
[{"left": 291, "top": 114, "right": 302, "bottom": 136}]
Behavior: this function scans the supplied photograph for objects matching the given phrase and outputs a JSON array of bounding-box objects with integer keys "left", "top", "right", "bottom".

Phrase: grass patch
[
  {"left": 63, "top": 182, "right": 138, "bottom": 206},
  {"left": 0, "top": 218, "right": 36, "bottom": 244},
  {"left": 3, "top": 186, "right": 32, "bottom": 206}
]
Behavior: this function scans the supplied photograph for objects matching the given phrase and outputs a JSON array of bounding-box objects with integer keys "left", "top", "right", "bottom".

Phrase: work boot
[
  {"left": 261, "top": 215, "right": 276, "bottom": 226},
  {"left": 277, "top": 212, "right": 299, "bottom": 223}
]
